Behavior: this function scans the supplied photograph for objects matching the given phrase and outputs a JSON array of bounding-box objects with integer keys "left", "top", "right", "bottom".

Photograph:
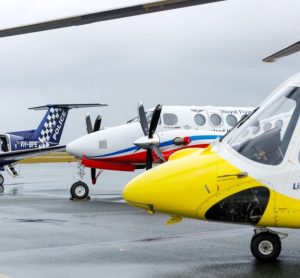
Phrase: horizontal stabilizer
[
  {"left": 0, "top": 0, "right": 225, "bottom": 38},
  {"left": 28, "top": 103, "right": 108, "bottom": 111},
  {"left": 0, "top": 145, "right": 66, "bottom": 163},
  {"left": 263, "top": 40, "right": 300, "bottom": 63}
]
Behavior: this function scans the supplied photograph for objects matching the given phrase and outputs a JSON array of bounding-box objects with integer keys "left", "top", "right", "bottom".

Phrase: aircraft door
[
  {"left": 282, "top": 138, "right": 300, "bottom": 210},
  {"left": 0, "top": 135, "right": 11, "bottom": 152}
]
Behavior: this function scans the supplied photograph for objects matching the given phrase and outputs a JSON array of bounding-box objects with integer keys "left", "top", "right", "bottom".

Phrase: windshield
[
  {"left": 127, "top": 111, "right": 154, "bottom": 124},
  {"left": 227, "top": 86, "right": 300, "bottom": 165}
]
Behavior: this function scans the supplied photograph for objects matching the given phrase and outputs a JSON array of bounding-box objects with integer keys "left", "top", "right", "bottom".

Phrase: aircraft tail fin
[
  {"left": 32, "top": 106, "right": 69, "bottom": 147},
  {"left": 30, "top": 103, "right": 107, "bottom": 147}
]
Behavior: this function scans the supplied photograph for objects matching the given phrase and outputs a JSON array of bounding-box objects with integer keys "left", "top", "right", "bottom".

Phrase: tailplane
[{"left": 29, "top": 103, "right": 107, "bottom": 147}]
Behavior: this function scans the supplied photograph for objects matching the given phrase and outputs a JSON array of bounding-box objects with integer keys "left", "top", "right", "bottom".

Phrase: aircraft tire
[
  {"left": 0, "top": 184, "right": 4, "bottom": 193},
  {"left": 250, "top": 232, "right": 281, "bottom": 262},
  {"left": 70, "top": 181, "right": 89, "bottom": 200},
  {"left": 0, "top": 175, "right": 4, "bottom": 186}
]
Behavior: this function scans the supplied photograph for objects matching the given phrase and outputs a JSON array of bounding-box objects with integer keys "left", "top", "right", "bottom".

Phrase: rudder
[{"left": 34, "top": 107, "right": 69, "bottom": 147}]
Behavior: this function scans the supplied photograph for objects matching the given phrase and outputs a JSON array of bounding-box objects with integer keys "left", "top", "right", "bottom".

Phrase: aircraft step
[{"left": 5, "top": 164, "right": 19, "bottom": 177}]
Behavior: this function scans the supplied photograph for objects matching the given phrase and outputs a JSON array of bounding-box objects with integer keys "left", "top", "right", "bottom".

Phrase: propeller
[
  {"left": 85, "top": 113, "right": 102, "bottom": 184},
  {"left": 86, "top": 113, "right": 102, "bottom": 134},
  {"left": 134, "top": 102, "right": 165, "bottom": 170}
]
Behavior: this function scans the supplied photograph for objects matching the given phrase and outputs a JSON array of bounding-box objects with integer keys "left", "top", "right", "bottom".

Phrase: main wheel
[
  {"left": 0, "top": 184, "right": 4, "bottom": 193},
  {"left": 251, "top": 232, "right": 281, "bottom": 262},
  {"left": 70, "top": 181, "right": 89, "bottom": 200},
  {"left": 0, "top": 174, "right": 4, "bottom": 186}
]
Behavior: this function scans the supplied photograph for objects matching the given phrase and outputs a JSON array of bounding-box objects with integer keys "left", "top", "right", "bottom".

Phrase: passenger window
[
  {"left": 194, "top": 114, "right": 206, "bottom": 126},
  {"left": 275, "top": 119, "right": 283, "bottom": 129},
  {"left": 263, "top": 122, "right": 272, "bottom": 132},
  {"left": 252, "top": 126, "right": 260, "bottom": 134},
  {"left": 163, "top": 113, "right": 178, "bottom": 126},
  {"left": 226, "top": 114, "right": 237, "bottom": 127},
  {"left": 210, "top": 114, "right": 222, "bottom": 126}
]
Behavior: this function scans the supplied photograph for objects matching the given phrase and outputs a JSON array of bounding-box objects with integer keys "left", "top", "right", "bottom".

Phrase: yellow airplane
[{"left": 123, "top": 73, "right": 300, "bottom": 262}]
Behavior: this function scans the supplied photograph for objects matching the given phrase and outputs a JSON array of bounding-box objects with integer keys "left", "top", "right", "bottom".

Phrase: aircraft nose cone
[
  {"left": 122, "top": 172, "right": 156, "bottom": 213},
  {"left": 123, "top": 147, "right": 219, "bottom": 219},
  {"left": 66, "top": 138, "right": 84, "bottom": 158}
]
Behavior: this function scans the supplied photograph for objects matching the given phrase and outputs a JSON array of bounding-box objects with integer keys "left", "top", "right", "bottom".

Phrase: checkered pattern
[{"left": 38, "top": 108, "right": 61, "bottom": 147}]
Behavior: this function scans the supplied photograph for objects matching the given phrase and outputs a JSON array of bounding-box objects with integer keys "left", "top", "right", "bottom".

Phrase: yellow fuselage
[{"left": 123, "top": 147, "right": 300, "bottom": 229}]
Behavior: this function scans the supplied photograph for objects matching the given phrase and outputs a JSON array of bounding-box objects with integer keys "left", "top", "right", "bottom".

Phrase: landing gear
[
  {"left": 0, "top": 175, "right": 4, "bottom": 193},
  {"left": 69, "top": 163, "right": 91, "bottom": 200},
  {"left": 70, "top": 181, "right": 90, "bottom": 200},
  {"left": 251, "top": 228, "right": 287, "bottom": 262},
  {"left": 0, "top": 174, "right": 4, "bottom": 185}
]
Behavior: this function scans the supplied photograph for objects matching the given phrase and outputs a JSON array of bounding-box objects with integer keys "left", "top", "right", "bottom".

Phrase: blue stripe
[{"left": 92, "top": 134, "right": 223, "bottom": 158}]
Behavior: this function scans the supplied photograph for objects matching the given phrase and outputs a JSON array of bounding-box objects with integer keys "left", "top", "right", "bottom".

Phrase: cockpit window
[
  {"left": 163, "top": 113, "right": 178, "bottom": 126},
  {"left": 227, "top": 86, "right": 300, "bottom": 165}
]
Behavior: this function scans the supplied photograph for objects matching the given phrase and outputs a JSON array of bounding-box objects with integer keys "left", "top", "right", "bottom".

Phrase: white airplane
[
  {"left": 66, "top": 103, "right": 254, "bottom": 199},
  {"left": 123, "top": 73, "right": 300, "bottom": 262}
]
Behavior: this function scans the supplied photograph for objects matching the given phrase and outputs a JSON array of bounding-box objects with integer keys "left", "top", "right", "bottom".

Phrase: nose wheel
[
  {"left": 70, "top": 181, "right": 90, "bottom": 200},
  {"left": 251, "top": 229, "right": 287, "bottom": 262}
]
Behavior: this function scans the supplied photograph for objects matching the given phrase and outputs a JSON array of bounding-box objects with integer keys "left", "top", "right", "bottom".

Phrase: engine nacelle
[{"left": 173, "top": 136, "right": 191, "bottom": 146}]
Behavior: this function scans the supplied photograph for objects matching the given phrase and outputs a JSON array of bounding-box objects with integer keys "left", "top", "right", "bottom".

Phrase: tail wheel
[
  {"left": 0, "top": 174, "right": 4, "bottom": 186},
  {"left": 70, "top": 181, "right": 89, "bottom": 200},
  {"left": 251, "top": 232, "right": 281, "bottom": 262}
]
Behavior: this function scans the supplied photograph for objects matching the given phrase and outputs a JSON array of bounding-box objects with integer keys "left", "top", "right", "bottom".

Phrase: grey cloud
[{"left": 0, "top": 0, "right": 299, "bottom": 144}]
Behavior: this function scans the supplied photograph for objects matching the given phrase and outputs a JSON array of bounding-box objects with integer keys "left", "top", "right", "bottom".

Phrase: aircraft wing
[
  {"left": 0, "top": 0, "right": 225, "bottom": 38},
  {"left": 28, "top": 103, "right": 108, "bottom": 111},
  {"left": 263, "top": 41, "right": 300, "bottom": 63},
  {"left": 0, "top": 145, "right": 66, "bottom": 163}
]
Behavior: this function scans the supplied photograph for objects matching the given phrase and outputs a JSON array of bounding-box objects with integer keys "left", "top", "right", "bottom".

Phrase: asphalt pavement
[{"left": 0, "top": 163, "right": 299, "bottom": 278}]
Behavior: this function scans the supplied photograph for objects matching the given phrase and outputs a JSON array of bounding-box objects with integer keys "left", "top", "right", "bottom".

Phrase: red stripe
[
  {"left": 81, "top": 144, "right": 209, "bottom": 170},
  {"left": 81, "top": 157, "right": 135, "bottom": 172}
]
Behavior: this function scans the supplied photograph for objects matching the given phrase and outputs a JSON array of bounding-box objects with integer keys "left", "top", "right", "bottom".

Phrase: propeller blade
[
  {"left": 86, "top": 113, "right": 93, "bottom": 134},
  {"left": 146, "top": 149, "right": 153, "bottom": 170},
  {"left": 150, "top": 144, "right": 166, "bottom": 162},
  {"left": 93, "top": 115, "right": 102, "bottom": 132},
  {"left": 91, "top": 168, "right": 97, "bottom": 185},
  {"left": 149, "top": 104, "right": 162, "bottom": 138},
  {"left": 138, "top": 102, "right": 149, "bottom": 136}
]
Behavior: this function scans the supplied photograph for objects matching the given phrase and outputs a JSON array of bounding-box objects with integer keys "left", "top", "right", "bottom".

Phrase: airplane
[
  {"left": 0, "top": 103, "right": 106, "bottom": 192},
  {"left": 123, "top": 73, "right": 300, "bottom": 262},
  {"left": 66, "top": 103, "right": 253, "bottom": 200},
  {"left": 2, "top": 0, "right": 300, "bottom": 263}
]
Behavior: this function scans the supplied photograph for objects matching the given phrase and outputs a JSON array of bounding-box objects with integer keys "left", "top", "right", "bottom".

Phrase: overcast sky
[{"left": 0, "top": 0, "right": 299, "bottom": 144}]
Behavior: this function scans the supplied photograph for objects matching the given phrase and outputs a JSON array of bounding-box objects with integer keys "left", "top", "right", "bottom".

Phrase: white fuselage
[{"left": 67, "top": 105, "right": 254, "bottom": 166}]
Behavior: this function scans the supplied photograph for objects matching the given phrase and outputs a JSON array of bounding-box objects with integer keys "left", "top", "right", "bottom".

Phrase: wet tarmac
[{"left": 0, "top": 163, "right": 300, "bottom": 278}]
